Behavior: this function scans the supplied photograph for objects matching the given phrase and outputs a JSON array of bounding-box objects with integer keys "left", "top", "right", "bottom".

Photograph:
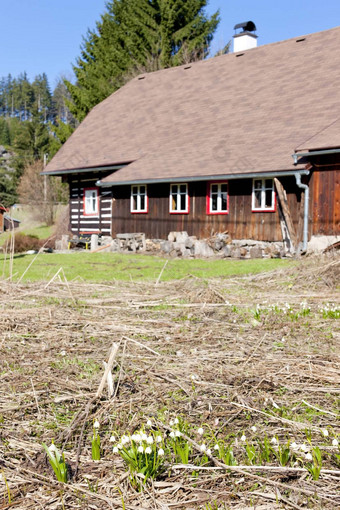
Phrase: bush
[{"left": 13, "top": 233, "right": 43, "bottom": 253}]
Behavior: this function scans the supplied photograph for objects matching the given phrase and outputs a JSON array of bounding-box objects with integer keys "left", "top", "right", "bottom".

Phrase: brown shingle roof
[
  {"left": 296, "top": 118, "right": 340, "bottom": 152},
  {"left": 44, "top": 26, "right": 340, "bottom": 183}
]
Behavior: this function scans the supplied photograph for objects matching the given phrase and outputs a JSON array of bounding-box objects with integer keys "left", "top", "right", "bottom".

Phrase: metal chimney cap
[{"left": 234, "top": 21, "right": 256, "bottom": 32}]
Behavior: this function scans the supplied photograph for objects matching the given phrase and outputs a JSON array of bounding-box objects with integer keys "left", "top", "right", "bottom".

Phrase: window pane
[
  {"left": 211, "top": 195, "right": 218, "bottom": 211},
  {"left": 254, "top": 180, "right": 262, "bottom": 190},
  {"left": 180, "top": 193, "right": 186, "bottom": 210},
  {"left": 265, "top": 179, "right": 273, "bottom": 189},
  {"left": 265, "top": 190, "right": 273, "bottom": 207},
  {"left": 221, "top": 193, "right": 227, "bottom": 210},
  {"left": 140, "top": 186, "right": 145, "bottom": 195},
  {"left": 172, "top": 185, "right": 178, "bottom": 195},
  {"left": 180, "top": 184, "right": 186, "bottom": 194},
  {"left": 172, "top": 194, "right": 178, "bottom": 211},
  {"left": 140, "top": 195, "right": 145, "bottom": 210},
  {"left": 132, "top": 195, "right": 138, "bottom": 210},
  {"left": 254, "top": 190, "right": 261, "bottom": 208},
  {"left": 211, "top": 184, "right": 218, "bottom": 193},
  {"left": 221, "top": 184, "right": 228, "bottom": 193},
  {"left": 132, "top": 186, "right": 138, "bottom": 196}
]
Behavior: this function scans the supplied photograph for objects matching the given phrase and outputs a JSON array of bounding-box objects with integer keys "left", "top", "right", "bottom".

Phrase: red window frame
[
  {"left": 169, "top": 183, "right": 190, "bottom": 214},
  {"left": 130, "top": 185, "right": 149, "bottom": 214},
  {"left": 206, "top": 181, "right": 229, "bottom": 215},
  {"left": 83, "top": 187, "right": 99, "bottom": 216}
]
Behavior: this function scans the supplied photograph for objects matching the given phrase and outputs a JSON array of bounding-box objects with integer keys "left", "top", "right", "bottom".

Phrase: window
[
  {"left": 252, "top": 178, "right": 275, "bottom": 211},
  {"left": 207, "top": 182, "right": 229, "bottom": 214},
  {"left": 131, "top": 185, "right": 148, "bottom": 213},
  {"left": 84, "top": 188, "right": 99, "bottom": 215},
  {"left": 170, "top": 183, "right": 189, "bottom": 213}
]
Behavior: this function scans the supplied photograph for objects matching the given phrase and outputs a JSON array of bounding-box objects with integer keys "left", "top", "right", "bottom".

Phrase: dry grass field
[{"left": 0, "top": 255, "right": 339, "bottom": 509}]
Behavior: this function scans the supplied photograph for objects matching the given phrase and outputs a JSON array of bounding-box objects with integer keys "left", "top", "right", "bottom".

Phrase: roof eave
[
  {"left": 98, "top": 169, "right": 310, "bottom": 187},
  {"left": 41, "top": 163, "right": 129, "bottom": 176}
]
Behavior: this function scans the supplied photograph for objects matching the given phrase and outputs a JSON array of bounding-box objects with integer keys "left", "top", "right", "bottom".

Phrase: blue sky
[{"left": 1, "top": 0, "right": 340, "bottom": 88}]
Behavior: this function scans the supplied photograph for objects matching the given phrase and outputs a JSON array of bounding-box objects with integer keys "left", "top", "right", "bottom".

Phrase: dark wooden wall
[
  {"left": 111, "top": 176, "right": 302, "bottom": 241},
  {"left": 309, "top": 158, "right": 340, "bottom": 236},
  {"left": 68, "top": 172, "right": 113, "bottom": 235}
]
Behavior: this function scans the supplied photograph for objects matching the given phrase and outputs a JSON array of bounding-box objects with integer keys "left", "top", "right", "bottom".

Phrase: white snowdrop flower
[
  {"left": 169, "top": 419, "right": 175, "bottom": 426},
  {"left": 290, "top": 442, "right": 298, "bottom": 450},
  {"left": 131, "top": 434, "right": 137, "bottom": 442},
  {"left": 214, "top": 444, "right": 219, "bottom": 451},
  {"left": 117, "top": 443, "right": 123, "bottom": 449},
  {"left": 137, "top": 445, "right": 144, "bottom": 453},
  {"left": 197, "top": 427, "right": 204, "bottom": 435},
  {"left": 299, "top": 444, "right": 307, "bottom": 452},
  {"left": 109, "top": 435, "right": 116, "bottom": 443},
  {"left": 145, "top": 446, "right": 152, "bottom": 454},
  {"left": 112, "top": 446, "right": 119, "bottom": 454},
  {"left": 322, "top": 429, "right": 329, "bottom": 437},
  {"left": 175, "top": 430, "right": 181, "bottom": 437},
  {"left": 48, "top": 443, "right": 57, "bottom": 453},
  {"left": 251, "top": 426, "right": 257, "bottom": 433},
  {"left": 200, "top": 444, "right": 207, "bottom": 452},
  {"left": 146, "top": 436, "right": 154, "bottom": 444},
  {"left": 174, "top": 418, "right": 179, "bottom": 425},
  {"left": 158, "top": 448, "right": 164, "bottom": 456},
  {"left": 305, "top": 453, "right": 313, "bottom": 461},
  {"left": 60, "top": 350, "right": 66, "bottom": 356},
  {"left": 332, "top": 438, "right": 339, "bottom": 447},
  {"left": 93, "top": 420, "right": 100, "bottom": 429},
  {"left": 121, "top": 435, "right": 130, "bottom": 445},
  {"left": 146, "top": 419, "right": 152, "bottom": 427},
  {"left": 169, "top": 431, "right": 175, "bottom": 438},
  {"left": 241, "top": 435, "right": 247, "bottom": 442},
  {"left": 156, "top": 435, "right": 162, "bottom": 443},
  {"left": 133, "top": 434, "right": 141, "bottom": 442},
  {"left": 270, "top": 437, "right": 278, "bottom": 445},
  {"left": 141, "top": 433, "right": 147, "bottom": 441},
  {"left": 206, "top": 448, "right": 212, "bottom": 456}
]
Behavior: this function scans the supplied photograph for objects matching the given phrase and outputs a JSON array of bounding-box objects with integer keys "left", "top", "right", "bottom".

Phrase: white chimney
[{"left": 233, "top": 21, "right": 258, "bottom": 53}]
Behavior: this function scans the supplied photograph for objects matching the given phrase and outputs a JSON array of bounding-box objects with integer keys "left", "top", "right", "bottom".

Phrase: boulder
[{"left": 194, "top": 241, "right": 215, "bottom": 258}]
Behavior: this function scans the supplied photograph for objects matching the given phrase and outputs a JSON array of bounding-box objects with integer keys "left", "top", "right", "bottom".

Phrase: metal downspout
[{"left": 294, "top": 173, "right": 309, "bottom": 253}]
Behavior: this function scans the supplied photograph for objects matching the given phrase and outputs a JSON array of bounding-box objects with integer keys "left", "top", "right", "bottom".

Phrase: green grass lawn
[{"left": 0, "top": 252, "right": 293, "bottom": 283}]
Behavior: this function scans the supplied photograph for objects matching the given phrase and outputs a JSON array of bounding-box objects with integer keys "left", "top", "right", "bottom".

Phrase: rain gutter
[
  {"left": 292, "top": 148, "right": 340, "bottom": 164},
  {"left": 97, "top": 169, "right": 310, "bottom": 187}
]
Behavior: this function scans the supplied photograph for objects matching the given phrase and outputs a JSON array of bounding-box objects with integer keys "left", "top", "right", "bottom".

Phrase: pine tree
[
  {"left": 66, "top": 0, "right": 219, "bottom": 121},
  {"left": 32, "top": 73, "right": 52, "bottom": 121}
]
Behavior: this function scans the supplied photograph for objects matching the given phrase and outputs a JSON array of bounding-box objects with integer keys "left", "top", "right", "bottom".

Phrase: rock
[
  {"left": 160, "top": 240, "right": 173, "bottom": 254},
  {"left": 176, "top": 231, "right": 189, "bottom": 244},
  {"left": 168, "top": 231, "right": 176, "bottom": 242},
  {"left": 60, "top": 235, "right": 69, "bottom": 250},
  {"left": 222, "top": 245, "right": 232, "bottom": 257},
  {"left": 91, "top": 234, "right": 99, "bottom": 251},
  {"left": 249, "top": 246, "right": 263, "bottom": 258},
  {"left": 240, "top": 247, "right": 249, "bottom": 258},
  {"left": 194, "top": 241, "right": 215, "bottom": 258}
]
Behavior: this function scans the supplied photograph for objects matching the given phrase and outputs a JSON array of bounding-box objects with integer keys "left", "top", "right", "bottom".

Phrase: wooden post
[{"left": 274, "top": 178, "right": 297, "bottom": 253}]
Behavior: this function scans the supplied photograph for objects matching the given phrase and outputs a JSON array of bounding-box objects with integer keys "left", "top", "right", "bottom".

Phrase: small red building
[{"left": 43, "top": 25, "right": 340, "bottom": 253}]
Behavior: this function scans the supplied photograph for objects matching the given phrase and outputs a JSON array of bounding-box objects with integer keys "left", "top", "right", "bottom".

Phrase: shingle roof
[{"left": 44, "top": 26, "right": 340, "bottom": 183}]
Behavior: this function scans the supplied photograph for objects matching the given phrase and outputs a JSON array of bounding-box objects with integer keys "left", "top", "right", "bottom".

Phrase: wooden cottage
[
  {"left": 43, "top": 25, "right": 340, "bottom": 252},
  {"left": 0, "top": 206, "right": 5, "bottom": 234}
]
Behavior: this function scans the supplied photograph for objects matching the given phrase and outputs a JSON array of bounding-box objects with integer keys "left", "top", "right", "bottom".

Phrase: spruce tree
[{"left": 66, "top": 0, "right": 219, "bottom": 121}]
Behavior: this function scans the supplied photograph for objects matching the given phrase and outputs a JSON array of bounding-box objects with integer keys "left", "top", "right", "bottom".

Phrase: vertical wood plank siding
[
  {"left": 309, "top": 157, "right": 340, "bottom": 236},
  {"left": 68, "top": 172, "right": 113, "bottom": 235},
  {"left": 67, "top": 166, "right": 340, "bottom": 241},
  {"left": 111, "top": 177, "right": 302, "bottom": 241}
]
